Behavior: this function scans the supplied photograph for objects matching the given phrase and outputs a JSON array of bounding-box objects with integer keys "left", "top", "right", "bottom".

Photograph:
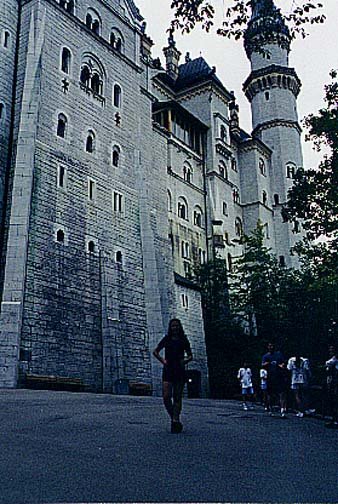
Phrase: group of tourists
[
  {"left": 153, "top": 318, "right": 338, "bottom": 433},
  {"left": 237, "top": 342, "right": 338, "bottom": 428}
]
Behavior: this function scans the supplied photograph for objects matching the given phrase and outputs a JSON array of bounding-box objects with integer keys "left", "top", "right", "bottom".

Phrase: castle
[{"left": 0, "top": 0, "right": 303, "bottom": 394}]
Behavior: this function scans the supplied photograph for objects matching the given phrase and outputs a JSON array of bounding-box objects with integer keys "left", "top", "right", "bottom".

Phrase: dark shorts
[{"left": 162, "top": 365, "right": 185, "bottom": 384}]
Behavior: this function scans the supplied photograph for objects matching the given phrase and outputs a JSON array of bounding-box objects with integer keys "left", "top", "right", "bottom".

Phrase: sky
[{"left": 136, "top": 0, "right": 337, "bottom": 170}]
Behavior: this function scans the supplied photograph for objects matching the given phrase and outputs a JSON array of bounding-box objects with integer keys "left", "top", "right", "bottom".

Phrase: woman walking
[{"left": 153, "top": 318, "right": 193, "bottom": 433}]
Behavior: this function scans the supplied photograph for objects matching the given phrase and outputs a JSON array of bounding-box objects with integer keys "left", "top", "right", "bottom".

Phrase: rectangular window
[
  {"left": 57, "top": 164, "right": 67, "bottom": 190},
  {"left": 113, "top": 191, "right": 124, "bottom": 213},
  {"left": 88, "top": 178, "right": 96, "bottom": 201}
]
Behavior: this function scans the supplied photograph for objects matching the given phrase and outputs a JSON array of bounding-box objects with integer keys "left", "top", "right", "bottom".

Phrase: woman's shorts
[
  {"left": 162, "top": 366, "right": 185, "bottom": 384},
  {"left": 242, "top": 387, "right": 254, "bottom": 395}
]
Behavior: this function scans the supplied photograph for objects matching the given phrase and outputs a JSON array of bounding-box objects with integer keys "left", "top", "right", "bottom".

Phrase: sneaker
[
  {"left": 281, "top": 412, "right": 287, "bottom": 419},
  {"left": 305, "top": 409, "right": 316, "bottom": 415},
  {"left": 264, "top": 407, "right": 269, "bottom": 412},
  {"left": 171, "top": 421, "right": 182, "bottom": 433},
  {"left": 243, "top": 405, "right": 248, "bottom": 411},
  {"left": 296, "top": 412, "right": 304, "bottom": 418}
]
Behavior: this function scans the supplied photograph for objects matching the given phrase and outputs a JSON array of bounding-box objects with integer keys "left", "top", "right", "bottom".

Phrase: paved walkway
[{"left": 0, "top": 389, "right": 337, "bottom": 503}]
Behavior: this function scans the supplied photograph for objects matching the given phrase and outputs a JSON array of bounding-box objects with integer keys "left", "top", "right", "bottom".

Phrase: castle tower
[
  {"left": 243, "top": 0, "right": 303, "bottom": 266},
  {"left": 0, "top": 0, "right": 19, "bottom": 231}
]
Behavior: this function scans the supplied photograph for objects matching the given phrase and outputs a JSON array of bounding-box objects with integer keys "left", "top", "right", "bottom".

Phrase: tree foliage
[
  {"left": 170, "top": 0, "right": 326, "bottom": 40},
  {"left": 285, "top": 70, "right": 338, "bottom": 247}
]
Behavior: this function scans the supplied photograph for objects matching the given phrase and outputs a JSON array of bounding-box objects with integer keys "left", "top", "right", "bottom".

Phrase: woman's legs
[
  {"left": 172, "top": 381, "right": 185, "bottom": 422},
  {"left": 162, "top": 381, "right": 173, "bottom": 419}
]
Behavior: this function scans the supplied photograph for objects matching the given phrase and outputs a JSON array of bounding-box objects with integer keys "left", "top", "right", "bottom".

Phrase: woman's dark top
[{"left": 156, "top": 335, "right": 192, "bottom": 383}]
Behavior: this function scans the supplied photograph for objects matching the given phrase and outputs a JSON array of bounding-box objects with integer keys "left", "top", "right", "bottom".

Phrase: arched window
[
  {"left": 113, "top": 84, "right": 122, "bottom": 108},
  {"left": 220, "top": 125, "right": 227, "bottom": 142},
  {"left": 85, "top": 130, "right": 95, "bottom": 153},
  {"left": 56, "top": 229, "right": 65, "bottom": 243},
  {"left": 80, "top": 65, "right": 90, "bottom": 87},
  {"left": 116, "top": 251, "right": 123, "bottom": 263},
  {"left": 183, "top": 162, "right": 193, "bottom": 183},
  {"left": 110, "top": 29, "right": 124, "bottom": 53},
  {"left": 193, "top": 206, "right": 203, "bottom": 227},
  {"left": 88, "top": 240, "right": 95, "bottom": 253},
  {"left": 61, "top": 47, "right": 71, "bottom": 74},
  {"left": 112, "top": 145, "right": 120, "bottom": 167},
  {"left": 286, "top": 163, "right": 296, "bottom": 179},
  {"left": 235, "top": 217, "right": 243, "bottom": 238},
  {"left": 91, "top": 73, "right": 101, "bottom": 95},
  {"left": 178, "top": 197, "right": 188, "bottom": 220},
  {"left": 85, "top": 13, "right": 92, "bottom": 29},
  {"left": 66, "top": 0, "right": 74, "bottom": 14},
  {"left": 219, "top": 161, "right": 227, "bottom": 179},
  {"left": 274, "top": 194, "right": 280, "bottom": 205},
  {"left": 233, "top": 188, "right": 240, "bottom": 204},
  {"left": 222, "top": 202, "right": 228, "bottom": 216},
  {"left": 262, "top": 190, "right": 268, "bottom": 205},
  {"left": 79, "top": 54, "right": 105, "bottom": 99},
  {"left": 231, "top": 158, "right": 237, "bottom": 172},
  {"left": 259, "top": 158, "right": 266, "bottom": 175},
  {"left": 85, "top": 9, "right": 101, "bottom": 35},
  {"left": 57, "top": 113, "right": 67, "bottom": 138}
]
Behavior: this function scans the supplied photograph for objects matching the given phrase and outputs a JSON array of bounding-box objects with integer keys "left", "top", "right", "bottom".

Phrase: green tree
[
  {"left": 285, "top": 70, "right": 338, "bottom": 249},
  {"left": 170, "top": 0, "right": 326, "bottom": 39}
]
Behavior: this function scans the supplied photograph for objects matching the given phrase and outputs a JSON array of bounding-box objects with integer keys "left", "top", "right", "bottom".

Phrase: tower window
[
  {"left": 58, "top": 165, "right": 67, "bottom": 189},
  {"left": 235, "top": 218, "right": 243, "bottom": 238},
  {"left": 86, "top": 131, "right": 95, "bottom": 153},
  {"left": 56, "top": 229, "right": 65, "bottom": 243},
  {"left": 113, "top": 191, "right": 124, "bottom": 213},
  {"left": 231, "top": 159, "right": 237, "bottom": 172},
  {"left": 183, "top": 163, "right": 193, "bottom": 183},
  {"left": 85, "top": 9, "right": 101, "bottom": 35},
  {"left": 113, "top": 84, "right": 122, "bottom": 108},
  {"left": 88, "top": 240, "right": 95, "bottom": 253},
  {"left": 112, "top": 145, "right": 120, "bottom": 167},
  {"left": 222, "top": 202, "right": 228, "bottom": 216},
  {"left": 233, "top": 188, "right": 240, "bottom": 204},
  {"left": 265, "top": 92, "right": 270, "bottom": 101},
  {"left": 227, "top": 253, "right": 233, "bottom": 272},
  {"left": 61, "top": 47, "right": 71, "bottom": 74},
  {"left": 178, "top": 197, "right": 188, "bottom": 220},
  {"left": 88, "top": 178, "right": 96, "bottom": 201},
  {"left": 0, "top": 103, "right": 4, "bottom": 121},
  {"left": 274, "top": 194, "right": 280, "bottom": 205},
  {"left": 286, "top": 163, "right": 296, "bottom": 179},
  {"left": 116, "top": 250, "right": 123, "bottom": 263},
  {"left": 91, "top": 73, "right": 102, "bottom": 95},
  {"left": 57, "top": 113, "right": 67, "bottom": 138},
  {"left": 3, "top": 31, "right": 10, "bottom": 48},
  {"left": 220, "top": 125, "right": 227, "bottom": 142},
  {"left": 110, "top": 29, "right": 124, "bottom": 53},
  {"left": 279, "top": 255, "right": 286, "bottom": 267},
  {"left": 80, "top": 65, "right": 90, "bottom": 87}
]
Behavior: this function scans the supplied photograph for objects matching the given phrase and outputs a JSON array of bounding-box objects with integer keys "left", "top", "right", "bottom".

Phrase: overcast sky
[{"left": 136, "top": 0, "right": 337, "bottom": 169}]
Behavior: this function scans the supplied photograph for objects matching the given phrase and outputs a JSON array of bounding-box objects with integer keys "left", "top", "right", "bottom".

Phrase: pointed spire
[{"left": 163, "top": 33, "right": 181, "bottom": 81}]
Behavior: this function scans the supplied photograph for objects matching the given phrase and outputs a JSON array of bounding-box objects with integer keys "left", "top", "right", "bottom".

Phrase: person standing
[
  {"left": 324, "top": 345, "right": 338, "bottom": 428},
  {"left": 287, "top": 354, "right": 314, "bottom": 417},
  {"left": 262, "top": 342, "right": 286, "bottom": 417},
  {"left": 153, "top": 318, "right": 193, "bottom": 433},
  {"left": 237, "top": 362, "right": 254, "bottom": 410},
  {"left": 260, "top": 367, "right": 268, "bottom": 410}
]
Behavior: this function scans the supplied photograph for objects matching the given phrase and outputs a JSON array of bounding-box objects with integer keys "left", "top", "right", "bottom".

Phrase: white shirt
[
  {"left": 287, "top": 357, "right": 310, "bottom": 386},
  {"left": 238, "top": 367, "right": 253, "bottom": 388}
]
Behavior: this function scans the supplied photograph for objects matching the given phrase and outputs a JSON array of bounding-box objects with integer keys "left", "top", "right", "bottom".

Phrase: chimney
[{"left": 163, "top": 33, "right": 181, "bottom": 81}]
